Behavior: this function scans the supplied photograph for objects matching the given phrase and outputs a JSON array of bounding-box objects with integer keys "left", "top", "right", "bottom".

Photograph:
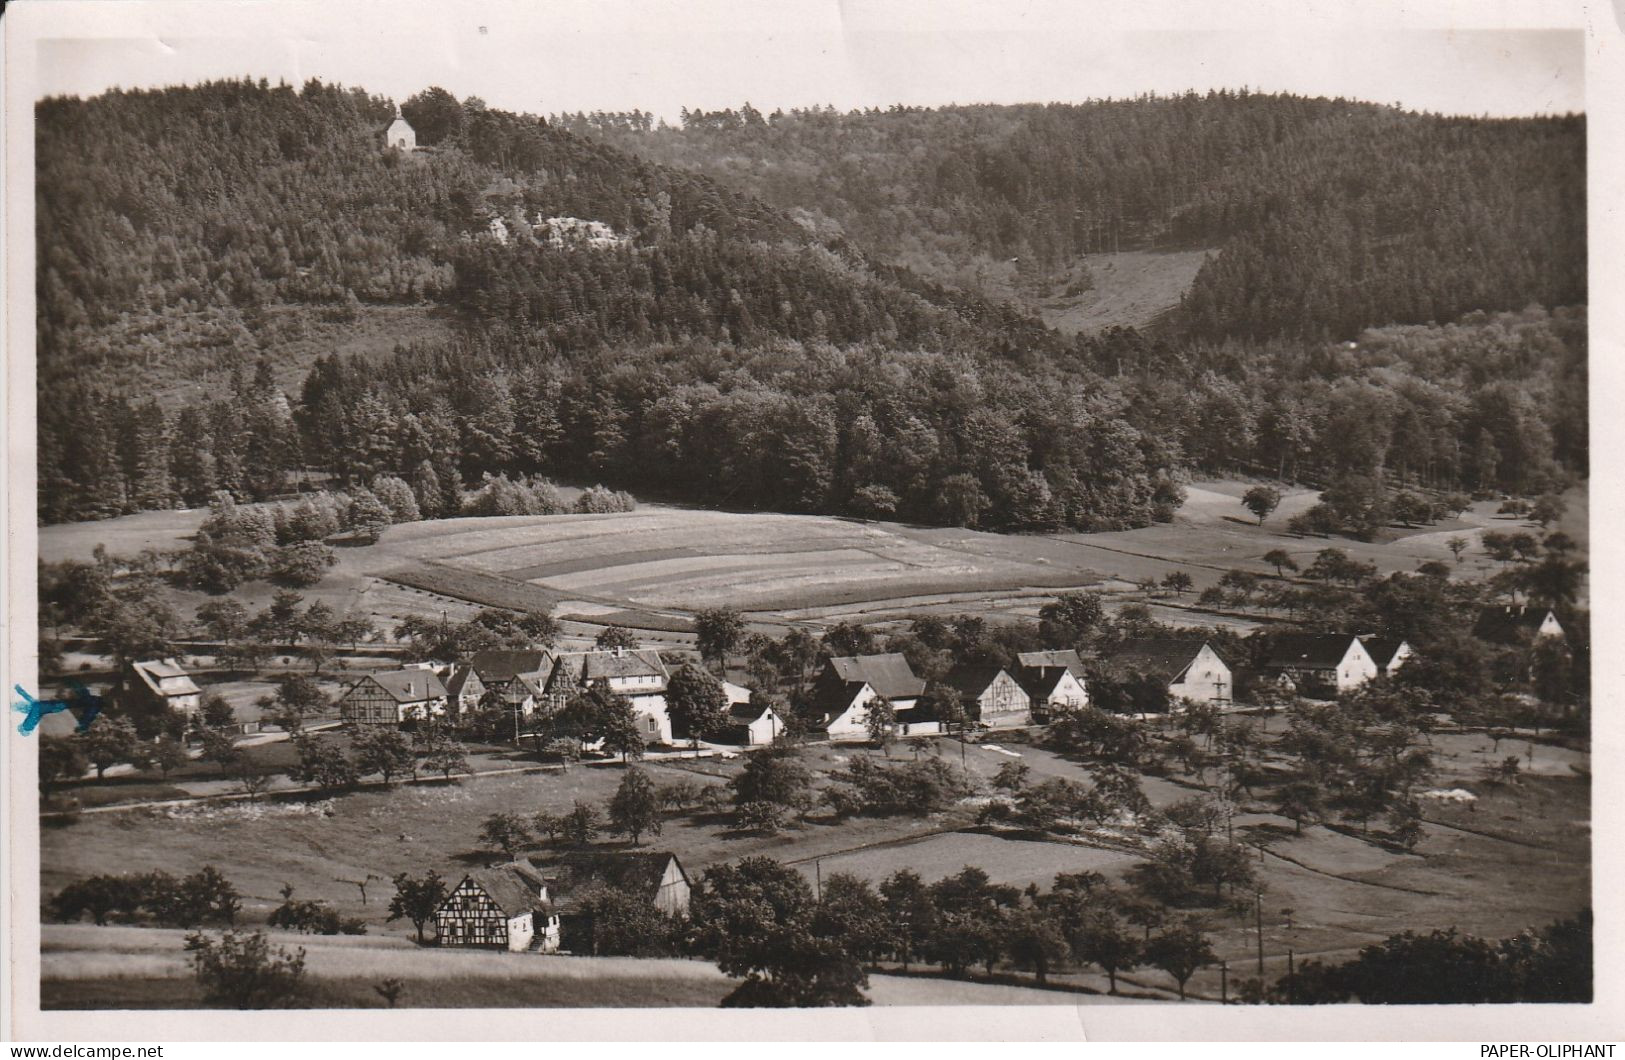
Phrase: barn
[
  {"left": 944, "top": 664, "right": 1031, "bottom": 727},
  {"left": 1105, "top": 638, "right": 1233, "bottom": 706}
]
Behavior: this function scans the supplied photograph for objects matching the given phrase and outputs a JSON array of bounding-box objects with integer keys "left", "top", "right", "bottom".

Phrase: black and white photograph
[{"left": 2, "top": 0, "right": 1618, "bottom": 1042}]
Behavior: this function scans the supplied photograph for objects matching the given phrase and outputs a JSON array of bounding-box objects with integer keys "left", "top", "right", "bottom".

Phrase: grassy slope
[
  {"left": 40, "top": 724, "right": 1588, "bottom": 1005},
  {"left": 1036, "top": 249, "right": 1213, "bottom": 334}
]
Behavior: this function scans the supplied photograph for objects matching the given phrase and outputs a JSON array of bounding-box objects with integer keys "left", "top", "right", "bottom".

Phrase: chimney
[{"left": 614, "top": 646, "right": 625, "bottom": 658}]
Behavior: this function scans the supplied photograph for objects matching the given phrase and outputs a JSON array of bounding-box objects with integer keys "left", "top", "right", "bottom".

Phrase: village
[
  {"left": 35, "top": 558, "right": 1586, "bottom": 1008},
  {"left": 17, "top": 56, "right": 1594, "bottom": 1020}
]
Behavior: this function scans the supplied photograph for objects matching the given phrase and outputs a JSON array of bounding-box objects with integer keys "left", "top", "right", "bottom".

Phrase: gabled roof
[
  {"left": 823, "top": 654, "right": 924, "bottom": 701},
  {"left": 1017, "top": 665, "right": 1075, "bottom": 702},
  {"left": 722, "top": 681, "right": 753, "bottom": 706},
  {"left": 361, "top": 669, "right": 448, "bottom": 703},
  {"left": 131, "top": 659, "right": 201, "bottom": 698},
  {"left": 1016, "top": 649, "right": 1086, "bottom": 676},
  {"left": 943, "top": 663, "right": 1010, "bottom": 700},
  {"left": 569, "top": 649, "right": 668, "bottom": 682},
  {"left": 1262, "top": 634, "right": 1360, "bottom": 670},
  {"left": 1105, "top": 638, "right": 1212, "bottom": 682},
  {"left": 729, "top": 700, "right": 775, "bottom": 723},
  {"left": 458, "top": 867, "right": 541, "bottom": 918},
  {"left": 443, "top": 664, "right": 482, "bottom": 698},
  {"left": 524, "top": 851, "right": 685, "bottom": 911},
  {"left": 468, "top": 650, "right": 553, "bottom": 682},
  {"left": 1473, "top": 606, "right": 1562, "bottom": 642},
  {"left": 1360, "top": 637, "right": 1409, "bottom": 669}
]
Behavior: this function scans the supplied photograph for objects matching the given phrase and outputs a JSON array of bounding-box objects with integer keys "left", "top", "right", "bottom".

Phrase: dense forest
[
  {"left": 563, "top": 94, "right": 1585, "bottom": 341},
  {"left": 36, "top": 81, "right": 1586, "bottom": 527}
]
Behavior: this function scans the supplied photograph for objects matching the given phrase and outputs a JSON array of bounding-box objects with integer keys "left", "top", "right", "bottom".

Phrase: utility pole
[
  {"left": 1220, "top": 960, "right": 1229, "bottom": 1004},
  {"left": 815, "top": 859, "right": 822, "bottom": 901},
  {"left": 1255, "top": 891, "right": 1265, "bottom": 976},
  {"left": 1287, "top": 948, "right": 1296, "bottom": 1005}
]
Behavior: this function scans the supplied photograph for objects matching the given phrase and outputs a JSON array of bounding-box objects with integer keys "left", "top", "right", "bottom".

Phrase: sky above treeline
[{"left": 34, "top": 1, "right": 1584, "bottom": 119}]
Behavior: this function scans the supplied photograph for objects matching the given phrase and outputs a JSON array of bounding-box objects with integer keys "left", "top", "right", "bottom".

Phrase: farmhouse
[
  {"left": 126, "top": 658, "right": 203, "bottom": 717},
  {"left": 1260, "top": 633, "right": 1377, "bottom": 696},
  {"left": 813, "top": 653, "right": 925, "bottom": 739},
  {"left": 546, "top": 648, "right": 672, "bottom": 743},
  {"left": 1014, "top": 649, "right": 1089, "bottom": 718},
  {"left": 380, "top": 109, "right": 416, "bottom": 151},
  {"left": 445, "top": 650, "right": 552, "bottom": 719},
  {"left": 945, "top": 664, "right": 1031, "bottom": 727},
  {"left": 1360, "top": 637, "right": 1414, "bottom": 678},
  {"left": 523, "top": 851, "right": 691, "bottom": 953},
  {"left": 338, "top": 667, "right": 449, "bottom": 727},
  {"left": 1104, "top": 639, "right": 1232, "bottom": 706},
  {"left": 435, "top": 863, "right": 557, "bottom": 952},
  {"left": 1474, "top": 605, "right": 1566, "bottom": 645}
]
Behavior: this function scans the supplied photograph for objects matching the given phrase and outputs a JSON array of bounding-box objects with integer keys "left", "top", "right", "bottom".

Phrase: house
[
  {"left": 446, "top": 650, "right": 553, "bottom": 720},
  {"left": 1105, "top": 638, "right": 1233, "bottom": 706},
  {"left": 944, "top": 664, "right": 1031, "bottom": 727},
  {"left": 1014, "top": 650, "right": 1090, "bottom": 717},
  {"left": 338, "top": 667, "right": 449, "bottom": 726},
  {"left": 812, "top": 653, "right": 925, "bottom": 739},
  {"left": 531, "top": 851, "right": 691, "bottom": 916},
  {"left": 1360, "top": 637, "right": 1414, "bottom": 678},
  {"left": 546, "top": 648, "right": 673, "bottom": 744},
  {"left": 722, "top": 682, "right": 782, "bottom": 745},
  {"left": 381, "top": 109, "right": 416, "bottom": 151},
  {"left": 127, "top": 659, "right": 203, "bottom": 717},
  {"left": 1260, "top": 634, "right": 1377, "bottom": 697},
  {"left": 524, "top": 851, "right": 691, "bottom": 953},
  {"left": 435, "top": 863, "right": 556, "bottom": 952},
  {"left": 1474, "top": 606, "right": 1566, "bottom": 645}
]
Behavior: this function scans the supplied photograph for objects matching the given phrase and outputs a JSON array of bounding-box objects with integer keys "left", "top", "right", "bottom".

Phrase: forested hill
[
  {"left": 560, "top": 93, "right": 1585, "bottom": 341},
  {"left": 36, "top": 81, "right": 1586, "bottom": 532},
  {"left": 34, "top": 79, "right": 1157, "bottom": 528}
]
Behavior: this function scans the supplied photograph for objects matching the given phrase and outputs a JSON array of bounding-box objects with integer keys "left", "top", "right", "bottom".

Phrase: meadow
[
  {"left": 38, "top": 715, "right": 1589, "bottom": 1006},
  {"left": 38, "top": 479, "right": 1575, "bottom": 641}
]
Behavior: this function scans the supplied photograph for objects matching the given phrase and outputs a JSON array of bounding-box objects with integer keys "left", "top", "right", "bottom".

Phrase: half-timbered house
[
  {"left": 945, "top": 663, "right": 1032, "bottom": 727},
  {"left": 338, "top": 667, "right": 448, "bottom": 727},
  {"left": 435, "top": 864, "right": 555, "bottom": 952}
]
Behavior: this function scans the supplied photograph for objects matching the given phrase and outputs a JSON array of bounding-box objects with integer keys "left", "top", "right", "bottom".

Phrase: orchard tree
[
  {"left": 666, "top": 663, "right": 729, "bottom": 752},
  {"left": 1446, "top": 536, "right": 1470, "bottom": 564},
  {"left": 695, "top": 608, "right": 746, "bottom": 673},
  {"left": 386, "top": 870, "right": 447, "bottom": 943},
  {"left": 77, "top": 716, "right": 140, "bottom": 779},
  {"left": 609, "top": 767, "right": 663, "bottom": 845},
  {"left": 352, "top": 727, "right": 413, "bottom": 784},
  {"left": 1144, "top": 917, "right": 1216, "bottom": 1000},
  {"left": 1262, "top": 549, "right": 1299, "bottom": 578},
  {"left": 1242, "top": 486, "right": 1282, "bottom": 525},
  {"left": 478, "top": 812, "right": 533, "bottom": 859}
]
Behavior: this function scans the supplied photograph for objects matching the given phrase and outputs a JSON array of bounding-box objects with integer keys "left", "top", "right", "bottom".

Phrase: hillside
[
  {"left": 36, "top": 82, "right": 1586, "bottom": 533},
  {"left": 564, "top": 93, "right": 1584, "bottom": 340}
]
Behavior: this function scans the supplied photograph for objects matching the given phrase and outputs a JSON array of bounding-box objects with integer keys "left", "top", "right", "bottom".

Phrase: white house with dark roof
[
  {"left": 1260, "top": 634, "right": 1377, "bottom": 696},
  {"left": 1105, "top": 638, "right": 1233, "bottom": 706},
  {"left": 545, "top": 648, "right": 672, "bottom": 743},
  {"left": 1359, "top": 637, "right": 1414, "bottom": 678},
  {"left": 812, "top": 653, "right": 925, "bottom": 739},
  {"left": 128, "top": 658, "right": 203, "bottom": 717},
  {"left": 338, "top": 668, "right": 449, "bottom": 726}
]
